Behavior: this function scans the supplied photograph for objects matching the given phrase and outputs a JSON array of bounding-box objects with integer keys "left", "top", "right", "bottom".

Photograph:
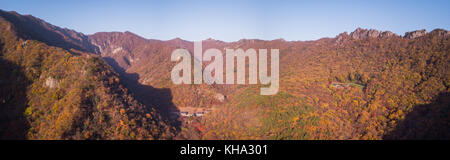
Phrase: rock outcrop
[
  {"left": 430, "top": 29, "right": 449, "bottom": 36},
  {"left": 380, "top": 31, "right": 395, "bottom": 38},
  {"left": 350, "top": 28, "right": 381, "bottom": 39},
  {"left": 45, "top": 77, "right": 59, "bottom": 88},
  {"left": 348, "top": 28, "right": 397, "bottom": 40},
  {"left": 404, "top": 29, "right": 427, "bottom": 39},
  {"left": 214, "top": 93, "right": 225, "bottom": 103}
]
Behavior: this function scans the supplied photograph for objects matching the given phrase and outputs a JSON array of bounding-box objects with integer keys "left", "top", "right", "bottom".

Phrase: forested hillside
[
  {"left": 0, "top": 10, "right": 174, "bottom": 139},
  {"left": 200, "top": 29, "right": 449, "bottom": 140},
  {"left": 0, "top": 10, "right": 448, "bottom": 140}
]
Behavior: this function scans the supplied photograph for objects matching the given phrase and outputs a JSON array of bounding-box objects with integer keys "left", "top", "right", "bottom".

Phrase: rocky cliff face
[
  {"left": 404, "top": 29, "right": 427, "bottom": 39},
  {"left": 349, "top": 28, "right": 397, "bottom": 40},
  {"left": 380, "top": 31, "right": 395, "bottom": 37},
  {"left": 336, "top": 28, "right": 398, "bottom": 44},
  {"left": 350, "top": 28, "right": 378, "bottom": 39},
  {"left": 338, "top": 28, "right": 450, "bottom": 42},
  {"left": 404, "top": 29, "right": 450, "bottom": 39}
]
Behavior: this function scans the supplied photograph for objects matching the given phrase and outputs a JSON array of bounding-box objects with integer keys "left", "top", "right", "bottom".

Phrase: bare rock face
[
  {"left": 336, "top": 32, "right": 348, "bottom": 40},
  {"left": 45, "top": 77, "right": 59, "bottom": 88},
  {"left": 336, "top": 28, "right": 397, "bottom": 45},
  {"left": 367, "top": 29, "right": 381, "bottom": 38},
  {"left": 404, "top": 29, "right": 427, "bottom": 39},
  {"left": 431, "top": 29, "right": 450, "bottom": 36},
  {"left": 381, "top": 31, "right": 396, "bottom": 37},
  {"left": 350, "top": 28, "right": 381, "bottom": 40},
  {"left": 347, "top": 28, "right": 398, "bottom": 40},
  {"left": 214, "top": 93, "right": 225, "bottom": 103},
  {"left": 335, "top": 32, "right": 349, "bottom": 45}
]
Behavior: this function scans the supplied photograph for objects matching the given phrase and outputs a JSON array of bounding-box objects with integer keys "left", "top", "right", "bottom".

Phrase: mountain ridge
[
  {"left": 4, "top": 8, "right": 448, "bottom": 46},
  {"left": 1, "top": 9, "right": 449, "bottom": 140}
]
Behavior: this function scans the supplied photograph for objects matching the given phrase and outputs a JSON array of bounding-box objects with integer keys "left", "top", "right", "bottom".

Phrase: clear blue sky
[{"left": 1, "top": 0, "right": 449, "bottom": 41}]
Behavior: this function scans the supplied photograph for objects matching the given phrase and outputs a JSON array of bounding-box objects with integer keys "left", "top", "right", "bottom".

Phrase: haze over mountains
[{"left": 0, "top": 10, "right": 449, "bottom": 140}]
